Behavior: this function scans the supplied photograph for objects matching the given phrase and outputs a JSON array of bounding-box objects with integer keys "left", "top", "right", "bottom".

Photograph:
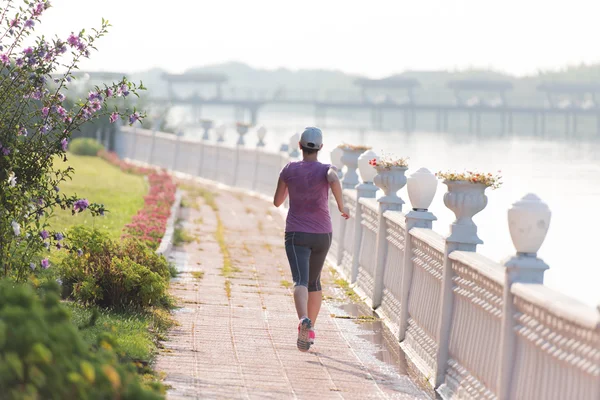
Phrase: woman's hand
[{"left": 339, "top": 205, "right": 350, "bottom": 220}]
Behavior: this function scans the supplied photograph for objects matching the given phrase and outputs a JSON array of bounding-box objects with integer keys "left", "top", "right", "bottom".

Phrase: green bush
[
  {"left": 68, "top": 138, "right": 105, "bottom": 156},
  {"left": 0, "top": 279, "right": 163, "bottom": 400},
  {"left": 59, "top": 227, "right": 171, "bottom": 309}
]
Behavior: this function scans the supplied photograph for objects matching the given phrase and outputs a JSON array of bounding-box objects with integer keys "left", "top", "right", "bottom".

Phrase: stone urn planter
[
  {"left": 236, "top": 123, "right": 250, "bottom": 146},
  {"left": 373, "top": 166, "right": 408, "bottom": 207},
  {"left": 443, "top": 180, "right": 488, "bottom": 244},
  {"left": 200, "top": 119, "right": 213, "bottom": 140},
  {"left": 330, "top": 147, "right": 344, "bottom": 179},
  {"left": 340, "top": 148, "right": 371, "bottom": 189}
]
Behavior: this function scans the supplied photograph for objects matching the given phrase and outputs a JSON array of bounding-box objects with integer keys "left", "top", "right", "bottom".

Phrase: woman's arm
[
  {"left": 273, "top": 177, "right": 288, "bottom": 207},
  {"left": 327, "top": 168, "right": 349, "bottom": 219}
]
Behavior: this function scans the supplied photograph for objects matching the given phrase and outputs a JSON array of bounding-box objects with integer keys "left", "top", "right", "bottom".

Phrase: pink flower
[
  {"left": 0, "top": 54, "right": 10, "bottom": 66},
  {"left": 109, "top": 112, "right": 119, "bottom": 123}
]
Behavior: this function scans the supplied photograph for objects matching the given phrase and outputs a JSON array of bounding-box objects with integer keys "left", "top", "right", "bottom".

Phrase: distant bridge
[{"left": 80, "top": 71, "right": 600, "bottom": 136}]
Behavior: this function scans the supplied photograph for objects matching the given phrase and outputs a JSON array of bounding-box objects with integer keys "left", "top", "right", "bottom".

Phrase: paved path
[{"left": 155, "top": 181, "right": 429, "bottom": 400}]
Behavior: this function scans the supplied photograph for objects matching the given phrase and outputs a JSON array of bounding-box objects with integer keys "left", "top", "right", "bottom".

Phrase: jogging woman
[{"left": 273, "top": 127, "right": 349, "bottom": 352}]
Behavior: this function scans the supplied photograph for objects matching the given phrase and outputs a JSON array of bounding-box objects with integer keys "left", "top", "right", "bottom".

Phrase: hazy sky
[{"left": 34, "top": 0, "right": 599, "bottom": 78}]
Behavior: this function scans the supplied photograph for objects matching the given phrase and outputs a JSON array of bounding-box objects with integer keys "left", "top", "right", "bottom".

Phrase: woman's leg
[
  {"left": 307, "top": 291, "right": 322, "bottom": 326},
  {"left": 284, "top": 232, "right": 311, "bottom": 319},
  {"left": 307, "top": 233, "right": 332, "bottom": 327},
  {"left": 293, "top": 286, "right": 309, "bottom": 319}
]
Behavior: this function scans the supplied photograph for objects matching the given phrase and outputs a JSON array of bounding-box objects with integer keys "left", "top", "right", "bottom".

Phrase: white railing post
[
  {"left": 197, "top": 140, "right": 205, "bottom": 178},
  {"left": 129, "top": 125, "right": 138, "bottom": 161},
  {"left": 173, "top": 131, "right": 182, "bottom": 172},
  {"left": 252, "top": 127, "right": 267, "bottom": 191},
  {"left": 216, "top": 124, "right": 226, "bottom": 143},
  {"left": 148, "top": 129, "right": 157, "bottom": 165},
  {"left": 371, "top": 165, "right": 408, "bottom": 308},
  {"left": 256, "top": 125, "right": 267, "bottom": 148},
  {"left": 399, "top": 168, "right": 438, "bottom": 341},
  {"left": 233, "top": 124, "right": 248, "bottom": 186},
  {"left": 351, "top": 150, "right": 379, "bottom": 283},
  {"left": 434, "top": 180, "right": 488, "bottom": 388},
  {"left": 497, "top": 194, "right": 551, "bottom": 400},
  {"left": 289, "top": 133, "right": 300, "bottom": 158}
]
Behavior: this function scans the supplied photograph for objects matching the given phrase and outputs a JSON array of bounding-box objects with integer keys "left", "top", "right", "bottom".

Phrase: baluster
[
  {"left": 371, "top": 164, "right": 408, "bottom": 308},
  {"left": 497, "top": 194, "right": 551, "bottom": 400},
  {"left": 399, "top": 168, "right": 438, "bottom": 341},
  {"left": 434, "top": 179, "right": 489, "bottom": 387},
  {"left": 351, "top": 150, "right": 379, "bottom": 283}
]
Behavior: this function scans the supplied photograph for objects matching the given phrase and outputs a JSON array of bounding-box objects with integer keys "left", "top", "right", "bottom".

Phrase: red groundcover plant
[
  {"left": 0, "top": 0, "right": 146, "bottom": 281},
  {"left": 99, "top": 150, "right": 176, "bottom": 249},
  {"left": 123, "top": 173, "right": 176, "bottom": 249}
]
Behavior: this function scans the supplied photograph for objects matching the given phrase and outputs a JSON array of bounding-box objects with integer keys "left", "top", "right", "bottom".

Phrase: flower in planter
[
  {"left": 369, "top": 154, "right": 409, "bottom": 169},
  {"left": 337, "top": 143, "right": 372, "bottom": 151},
  {"left": 436, "top": 170, "right": 503, "bottom": 190}
]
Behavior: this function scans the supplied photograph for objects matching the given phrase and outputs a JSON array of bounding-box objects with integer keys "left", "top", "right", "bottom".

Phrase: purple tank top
[{"left": 280, "top": 161, "right": 332, "bottom": 234}]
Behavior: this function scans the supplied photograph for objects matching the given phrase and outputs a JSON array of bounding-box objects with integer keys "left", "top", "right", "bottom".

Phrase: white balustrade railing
[
  {"left": 379, "top": 210, "right": 406, "bottom": 337},
  {"left": 114, "top": 125, "right": 600, "bottom": 400},
  {"left": 355, "top": 198, "right": 379, "bottom": 300}
]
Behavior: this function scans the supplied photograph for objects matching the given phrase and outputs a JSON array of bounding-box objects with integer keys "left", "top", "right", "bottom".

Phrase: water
[{"left": 170, "top": 106, "right": 600, "bottom": 307}]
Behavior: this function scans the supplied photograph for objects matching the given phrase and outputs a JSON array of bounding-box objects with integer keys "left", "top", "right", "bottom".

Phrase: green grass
[
  {"left": 224, "top": 279, "right": 231, "bottom": 298},
  {"left": 191, "top": 271, "right": 204, "bottom": 280},
  {"left": 280, "top": 279, "right": 292, "bottom": 288},
  {"left": 329, "top": 267, "right": 362, "bottom": 302},
  {"left": 66, "top": 302, "right": 173, "bottom": 364},
  {"left": 173, "top": 226, "right": 195, "bottom": 247},
  {"left": 216, "top": 216, "right": 240, "bottom": 277},
  {"left": 179, "top": 183, "right": 218, "bottom": 211},
  {"left": 50, "top": 154, "right": 147, "bottom": 240}
]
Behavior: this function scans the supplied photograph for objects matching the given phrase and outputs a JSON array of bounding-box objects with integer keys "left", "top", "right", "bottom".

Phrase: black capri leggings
[{"left": 284, "top": 232, "right": 332, "bottom": 292}]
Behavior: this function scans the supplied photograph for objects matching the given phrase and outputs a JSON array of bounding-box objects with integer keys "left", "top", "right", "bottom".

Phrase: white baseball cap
[{"left": 300, "top": 127, "right": 323, "bottom": 149}]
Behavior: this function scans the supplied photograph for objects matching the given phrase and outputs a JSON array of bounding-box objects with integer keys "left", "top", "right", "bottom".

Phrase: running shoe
[{"left": 297, "top": 317, "right": 312, "bottom": 352}]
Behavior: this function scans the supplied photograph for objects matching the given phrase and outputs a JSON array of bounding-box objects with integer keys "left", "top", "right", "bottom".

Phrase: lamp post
[
  {"left": 256, "top": 125, "right": 267, "bottom": 147},
  {"left": 330, "top": 147, "right": 344, "bottom": 179}
]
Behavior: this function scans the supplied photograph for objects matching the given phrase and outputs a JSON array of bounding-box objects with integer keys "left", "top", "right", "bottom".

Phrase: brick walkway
[{"left": 155, "top": 181, "right": 429, "bottom": 400}]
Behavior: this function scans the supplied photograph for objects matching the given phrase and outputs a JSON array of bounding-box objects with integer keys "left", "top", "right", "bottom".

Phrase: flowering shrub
[
  {"left": 69, "top": 137, "right": 105, "bottom": 156},
  {"left": 337, "top": 143, "right": 372, "bottom": 151},
  {"left": 436, "top": 170, "right": 503, "bottom": 190},
  {"left": 368, "top": 155, "right": 409, "bottom": 169},
  {"left": 59, "top": 226, "right": 171, "bottom": 309},
  {"left": 0, "top": 1, "right": 147, "bottom": 281},
  {"left": 123, "top": 173, "right": 177, "bottom": 249},
  {"left": 0, "top": 279, "right": 164, "bottom": 399}
]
